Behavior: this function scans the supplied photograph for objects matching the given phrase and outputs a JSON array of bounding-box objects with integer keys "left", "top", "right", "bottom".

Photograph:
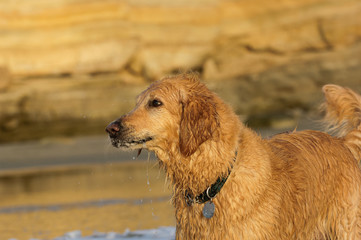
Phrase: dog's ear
[{"left": 179, "top": 94, "right": 219, "bottom": 157}]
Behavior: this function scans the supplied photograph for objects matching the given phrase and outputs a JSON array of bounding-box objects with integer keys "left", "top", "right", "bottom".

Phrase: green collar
[{"left": 185, "top": 151, "right": 237, "bottom": 206}]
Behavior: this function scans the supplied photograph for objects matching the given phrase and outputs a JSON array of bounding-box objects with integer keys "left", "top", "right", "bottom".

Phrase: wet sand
[{"left": 0, "top": 161, "right": 174, "bottom": 240}]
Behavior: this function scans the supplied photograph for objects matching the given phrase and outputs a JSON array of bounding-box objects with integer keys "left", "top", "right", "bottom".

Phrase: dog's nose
[{"left": 106, "top": 121, "right": 121, "bottom": 137}]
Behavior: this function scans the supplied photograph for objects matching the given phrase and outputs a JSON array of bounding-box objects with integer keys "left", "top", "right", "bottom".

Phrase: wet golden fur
[{"left": 106, "top": 73, "right": 361, "bottom": 239}]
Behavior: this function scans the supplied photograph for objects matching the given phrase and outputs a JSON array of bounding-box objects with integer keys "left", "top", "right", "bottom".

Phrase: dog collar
[
  {"left": 185, "top": 175, "right": 229, "bottom": 206},
  {"left": 184, "top": 150, "right": 237, "bottom": 207}
]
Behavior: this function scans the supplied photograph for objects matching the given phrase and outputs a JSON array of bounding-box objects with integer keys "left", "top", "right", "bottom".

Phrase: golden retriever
[{"left": 106, "top": 73, "right": 361, "bottom": 239}]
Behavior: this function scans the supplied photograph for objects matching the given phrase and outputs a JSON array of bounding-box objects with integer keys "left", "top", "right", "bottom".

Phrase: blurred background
[{"left": 0, "top": 0, "right": 360, "bottom": 239}]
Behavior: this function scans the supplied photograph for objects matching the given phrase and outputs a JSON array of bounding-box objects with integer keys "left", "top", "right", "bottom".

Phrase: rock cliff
[{"left": 0, "top": 0, "right": 360, "bottom": 142}]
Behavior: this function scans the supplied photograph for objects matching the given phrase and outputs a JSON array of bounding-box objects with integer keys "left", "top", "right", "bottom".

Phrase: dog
[{"left": 106, "top": 73, "right": 361, "bottom": 239}]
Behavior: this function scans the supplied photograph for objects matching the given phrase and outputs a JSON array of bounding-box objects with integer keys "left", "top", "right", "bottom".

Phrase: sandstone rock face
[
  {"left": 0, "top": 67, "right": 11, "bottom": 92},
  {"left": 0, "top": 0, "right": 360, "bottom": 141}
]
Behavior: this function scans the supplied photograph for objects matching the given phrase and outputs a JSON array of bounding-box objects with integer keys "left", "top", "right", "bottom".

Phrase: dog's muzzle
[{"left": 105, "top": 120, "right": 153, "bottom": 148}]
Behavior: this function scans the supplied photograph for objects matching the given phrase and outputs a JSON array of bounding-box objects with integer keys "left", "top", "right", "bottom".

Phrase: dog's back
[
  {"left": 268, "top": 130, "right": 360, "bottom": 238},
  {"left": 266, "top": 85, "right": 361, "bottom": 238}
]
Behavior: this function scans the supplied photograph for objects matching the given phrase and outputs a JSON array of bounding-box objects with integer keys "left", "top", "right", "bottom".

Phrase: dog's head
[{"left": 106, "top": 73, "right": 219, "bottom": 157}]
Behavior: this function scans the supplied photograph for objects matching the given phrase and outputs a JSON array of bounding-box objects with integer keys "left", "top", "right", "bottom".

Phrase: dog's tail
[{"left": 322, "top": 84, "right": 361, "bottom": 161}]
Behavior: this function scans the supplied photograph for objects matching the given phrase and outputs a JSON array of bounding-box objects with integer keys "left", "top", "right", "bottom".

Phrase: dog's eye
[{"left": 149, "top": 99, "right": 163, "bottom": 108}]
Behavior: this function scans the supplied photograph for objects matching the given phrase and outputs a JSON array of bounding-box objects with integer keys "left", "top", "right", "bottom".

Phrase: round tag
[{"left": 202, "top": 201, "right": 215, "bottom": 219}]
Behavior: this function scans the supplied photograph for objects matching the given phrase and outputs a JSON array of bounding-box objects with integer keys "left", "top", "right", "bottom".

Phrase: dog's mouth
[{"left": 110, "top": 136, "right": 153, "bottom": 148}]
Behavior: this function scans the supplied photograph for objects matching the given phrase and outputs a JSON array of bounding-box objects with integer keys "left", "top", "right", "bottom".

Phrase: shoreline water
[{"left": 54, "top": 227, "right": 176, "bottom": 240}]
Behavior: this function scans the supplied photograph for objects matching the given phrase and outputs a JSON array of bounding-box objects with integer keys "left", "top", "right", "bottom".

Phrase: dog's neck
[
  {"left": 155, "top": 118, "right": 243, "bottom": 196},
  {"left": 153, "top": 118, "right": 274, "bottom": 220},
  {"left": 184, "top": 150, "right": 237, "bottom": 206}
]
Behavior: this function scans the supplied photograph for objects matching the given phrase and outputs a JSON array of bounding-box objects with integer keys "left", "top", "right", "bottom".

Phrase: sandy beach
[{"left": 0, "top": 136, "right": 175, "bottom": 240}]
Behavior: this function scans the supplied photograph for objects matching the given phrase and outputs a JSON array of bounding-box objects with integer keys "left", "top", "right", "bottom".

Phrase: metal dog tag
[{"left": 202, "top": 201, "right": 215, "bottom": 219}]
